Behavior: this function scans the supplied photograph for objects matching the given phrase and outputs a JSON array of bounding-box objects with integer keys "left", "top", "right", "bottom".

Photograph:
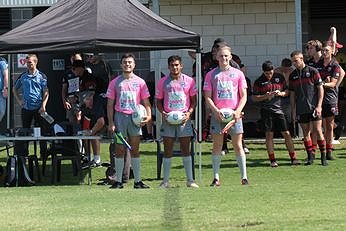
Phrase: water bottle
[{"left": 40, "top": 112, "right": 55, "bottom": 124}]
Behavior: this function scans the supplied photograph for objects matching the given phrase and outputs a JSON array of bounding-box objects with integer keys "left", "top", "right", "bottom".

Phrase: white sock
[
  {"left": 236, "top": 154, "right": 247, "bottom": 179},
  {"left": 131, "top": 157, "right": 141, "bottom": 183},
  {"left": 93, "top": 154, "right": 101, "bottom": 163},
  {"left": 163, "top": 157, "right": 172, "bottom": 183},
  {"left": 212, "top": 154, "right": 221, "bottom": 180},
  {"left": 182, "top": 156, "right": 193, "bottom": 182}
]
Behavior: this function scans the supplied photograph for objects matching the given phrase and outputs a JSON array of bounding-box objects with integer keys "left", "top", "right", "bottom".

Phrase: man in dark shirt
[
  {"left": 289, "top": 50, "right": 327, "bottom": 166},
  {"left": 61, "top": 54, "right": 83, "bottom": 123},
  {"left": 252, "top": 61, "right": 299, "bottom": 167},
  {"left": 318, "top": 43, "right": 342, "bottom": 160},
  {"left": 81, "top": 91, "right": 107, "bottom": 166}
]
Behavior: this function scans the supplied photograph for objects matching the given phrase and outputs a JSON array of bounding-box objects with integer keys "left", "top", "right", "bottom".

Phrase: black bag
[
  {"left": 5, "top": 156, "right": 35, "bottom": 187},
  {"left": 13, "top": 128, "right": 31, "bottom": 157},
  {"left": 5, "top": 156, "right": 16, "bottom": 186}
]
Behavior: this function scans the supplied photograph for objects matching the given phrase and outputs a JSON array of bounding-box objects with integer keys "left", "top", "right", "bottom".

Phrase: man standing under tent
[
  {"left": 106, "top": 53, "right": 151, "bottom": 189},
  {"left": 155, "top": 55, "right": 199, "bottom": 188},
  {"left": 13, "top": 54, "right": 49, "bottom": 156},
  {"left": 252, "top": 61, "right": 299, "bottom": 167},
  {"left": 0, "top": 56, "right": 8, "bottom": 129},
  {"left": 61, "top": 53, "right": 83, "bottom": 123},
  {"left": 289, "top": 51, "right": 327, "bottom": 166},
  {"left": 203, "top": 45, "right": 249, "bottom": 186}
]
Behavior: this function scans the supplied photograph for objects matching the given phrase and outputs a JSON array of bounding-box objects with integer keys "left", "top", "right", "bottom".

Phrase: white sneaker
[
  {"left": 159, "top": 181, "right": 169, "bottom": 188},
  {"left": 243, "top": 147, "right": 250, "bottom": 154},
  {"left": 186, "top": 181, "right": 199, "bottom": 188},
  {"left": 332, "top": 140, "right": 341, "bottom": 144}
]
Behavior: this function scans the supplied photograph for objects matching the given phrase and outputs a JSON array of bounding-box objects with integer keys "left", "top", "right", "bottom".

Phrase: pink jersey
[
  {"left": 155, "top": 74, "right": 197, "bottom": 112},
  {"left": 106, "top": 74, "right": 150, "bottom": 114},
  {"left": 203, "top": 67, "right": 247, "bottom": 110}
]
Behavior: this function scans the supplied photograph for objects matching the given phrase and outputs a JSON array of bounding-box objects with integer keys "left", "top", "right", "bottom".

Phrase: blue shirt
[
  {"left": 14, "top": 69, "right": 48, "bottom": 110},
  {"left": 0, "top": 58, "right": 8, "bottom": 91}
]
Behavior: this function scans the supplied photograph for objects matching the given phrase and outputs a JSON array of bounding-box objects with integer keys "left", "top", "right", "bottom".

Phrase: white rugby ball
[
  {"left": 220, "top": 108, "right": 234, "bottom": 123},
  {"left": 166, "top": 111, "right": 185, "bottom": 125},
  {"left": 132, "top": 104, "right": 147, "bottom": 126}
]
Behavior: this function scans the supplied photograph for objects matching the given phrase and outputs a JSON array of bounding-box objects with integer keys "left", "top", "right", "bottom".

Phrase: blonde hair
[
  {"left": 217, "top": 45, "right": 232, "bottom": 54},
  {"left": 26, "top": 54, "right": 38, "bottom": 62}
]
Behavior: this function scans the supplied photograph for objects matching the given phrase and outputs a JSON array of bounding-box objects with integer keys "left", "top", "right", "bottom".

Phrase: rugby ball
[
  {"left": 166, "top": 111, "right": 185, "bottom": 125},
  {"left": 220, "top": 108, "right": 234, "bottom": 123},
  {"left": 132, "top": 104, "right": 147, "bottom": 127}
]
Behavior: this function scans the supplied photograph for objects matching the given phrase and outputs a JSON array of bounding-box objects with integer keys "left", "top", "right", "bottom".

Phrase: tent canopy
[{"left": 0, "top": 0, "right": 200, "bottom": 53}]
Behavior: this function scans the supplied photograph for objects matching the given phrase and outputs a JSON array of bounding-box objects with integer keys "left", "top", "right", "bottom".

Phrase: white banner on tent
[
  {"left": 52, "top": 59, "right": 65, "bottom": 71},
  {"left": 17, "top": 54, "right": 27, "bottom": 68}
]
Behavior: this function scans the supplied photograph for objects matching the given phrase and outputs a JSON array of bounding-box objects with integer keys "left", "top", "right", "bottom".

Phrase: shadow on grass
[{"left": 161, "top": 187, "right": 183, "bottom": 230}]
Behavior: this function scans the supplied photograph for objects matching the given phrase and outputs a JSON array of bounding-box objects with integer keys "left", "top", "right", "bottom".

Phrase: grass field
[{"left": 1, "top": 140, "right": 346, "bottom": 230}]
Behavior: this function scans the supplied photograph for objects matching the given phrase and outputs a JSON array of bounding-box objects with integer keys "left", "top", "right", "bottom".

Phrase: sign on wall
[
  {"left": 52, "top": 59, "right": 65, "bottom": 71},
  {"left": 17, "top": 54, "right": 28, "bottom": 68}
]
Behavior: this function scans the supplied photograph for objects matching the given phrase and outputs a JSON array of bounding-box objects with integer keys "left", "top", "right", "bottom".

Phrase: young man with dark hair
[
  {"left": 106, "top": 53, "right": 152, "bottom": 189},
  {"left": 252, "top": 61, "right": 299, "bottom": 167},
  {"left": 155, "top": 55, "right": 198, "bottom": 188},
  {"left": 289, "top": 51, "right": 327, "bottom": 166}
]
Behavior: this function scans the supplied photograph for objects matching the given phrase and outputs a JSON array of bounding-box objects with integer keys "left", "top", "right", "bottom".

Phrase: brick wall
[{"left": 158, "top": 0, "right": 296, "bottom": 81}]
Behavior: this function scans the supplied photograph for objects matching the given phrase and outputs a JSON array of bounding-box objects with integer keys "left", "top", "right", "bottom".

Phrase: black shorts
[
  {"left": 261, "top": 109, "right": 288, "bottom": 132},
  {"left": 297, "top": 112, "right": 321, "bottom": 124},
  {"left": 322, "top": 104, "right": 338, "bottom": 118}
]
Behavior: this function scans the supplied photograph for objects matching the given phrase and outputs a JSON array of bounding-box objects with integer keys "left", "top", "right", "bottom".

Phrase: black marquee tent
[
  {"left": 0, "top": 0, "right": 200, "bottom": 53},
  {"left": 0, "top": 0, "right": 203, "bottom": 151},
  {"left": 0, "top": 0, "right": 204, "bottom": 172}
]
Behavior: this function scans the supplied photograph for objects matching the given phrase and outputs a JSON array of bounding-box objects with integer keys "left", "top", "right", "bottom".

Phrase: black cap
[{"left": 72, "top": 60, "right": 85, "bottom": 68}]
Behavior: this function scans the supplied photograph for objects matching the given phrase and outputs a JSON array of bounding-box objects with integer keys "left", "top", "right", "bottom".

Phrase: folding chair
[{"left": 41, "top": 122, "right": 82, "bottom": 184}]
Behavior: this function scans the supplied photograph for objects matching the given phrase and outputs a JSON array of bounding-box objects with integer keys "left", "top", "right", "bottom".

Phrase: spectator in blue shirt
[
  {"left": 13, "top": 54, "right": 49, "bottom": 156},
  {"left": 0, "top": 57, "right": 8, "bottom": 124}
]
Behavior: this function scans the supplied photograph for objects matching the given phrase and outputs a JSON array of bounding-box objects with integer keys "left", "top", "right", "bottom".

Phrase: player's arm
[
  {"left": 336, "top": 66, "right": 345, "bottom": 88},
  {"left": 315, "top": 84, "right": 324, "bottom": 116},
  {"left": 290, "top": 90, "right": 296, "bottom": 122},
  {"left": 107, "top": 98, "right": 115, "bottom": 133},
  {"left": 141, "top": 98, "right": 152, "bottom": 125},
  {"left": 183, "top": 95, "right": 196, "bottom": 123},
  {"left": 234, "top": 88, "right": 247, "bottom": 121},
  {"left": 61, "top": 83, "right": 71, "bottom": 110},
  {"left": 204, "top": 91, "right": 223, "bottom": 122}
]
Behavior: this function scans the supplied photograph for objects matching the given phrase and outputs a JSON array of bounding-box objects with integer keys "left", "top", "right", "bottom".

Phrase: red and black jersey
[
  {"left": 317, "top": 58, "right": 341, "bottom": 106},
  {"left": 289, "top": 65, "right": 322, "bottom": 115},
  {"left": 253, "top": 73, "right": 287, "bottom": 114},
  {"left": 306, "top": 57, "right": 323, "bottom": 72}
]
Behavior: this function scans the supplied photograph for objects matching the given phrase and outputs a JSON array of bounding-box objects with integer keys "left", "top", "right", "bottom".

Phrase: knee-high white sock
[
  {"left": 236, "top": 154, "right": 247, "bottom": 179},
  {"left": 131, "top": 157, "right": 141, "bottom": 183},
  {"left": 212, "top": 154, "right": 221, "bottom": 180},
  {"left": 115, "top": 157, "right": 124, "bottom": 183},
  {"left": 182, "top": 156, "right": 193, "bottom": 182},
  {"left": 163, "top": 157, "right": 172, "bottom": 183}
]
